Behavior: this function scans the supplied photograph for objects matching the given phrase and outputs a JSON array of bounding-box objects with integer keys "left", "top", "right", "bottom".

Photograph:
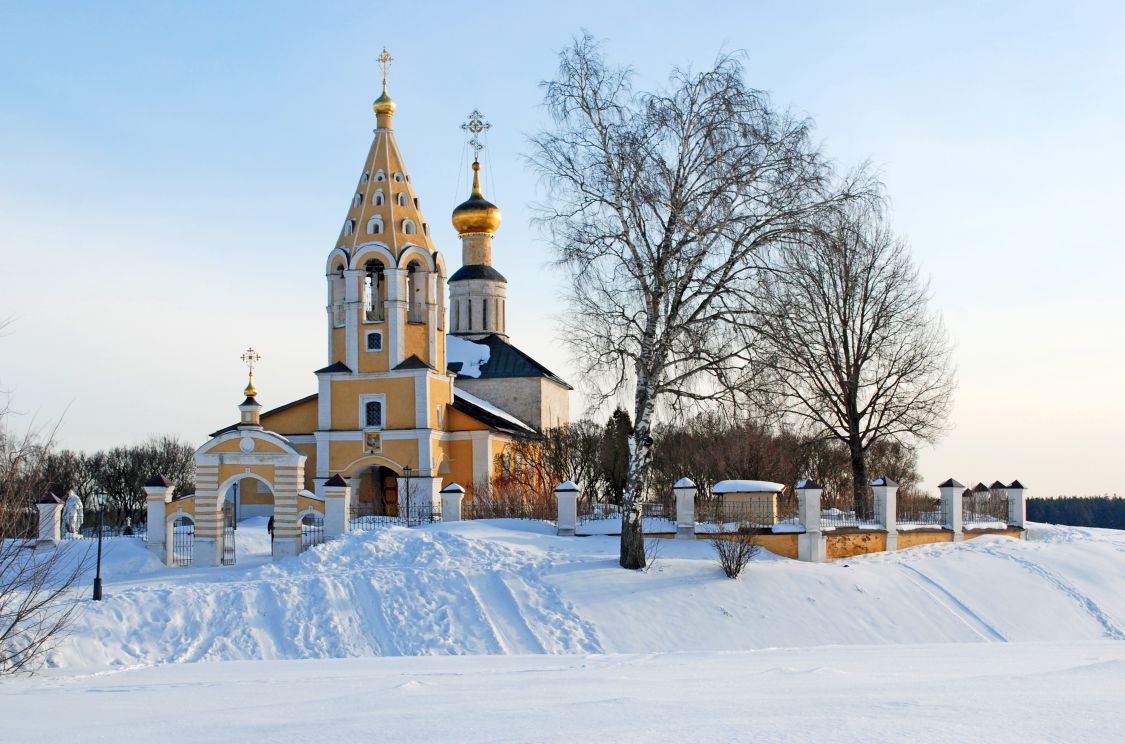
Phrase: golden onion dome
[
  {"left": 243, "top": 370, "right": 258, "bottom": 399},
  {"left": 373, "top": 80, "right": 396, "bottom": 118},
  {"left": 452, "top": 161, "right": 502, "bottom": 235}
]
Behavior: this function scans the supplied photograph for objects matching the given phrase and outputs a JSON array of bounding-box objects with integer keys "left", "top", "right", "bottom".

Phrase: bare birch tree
[
  {"left": 530, "top": 35, "right": 867, "bottom": 568},
  {"left": 751, "top": 203, "right": 954, "bottom": 516}
]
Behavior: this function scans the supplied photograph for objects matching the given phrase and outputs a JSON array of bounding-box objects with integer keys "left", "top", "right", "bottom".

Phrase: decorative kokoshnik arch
[{"left": 193, "top": 427, "right": 307, "bottom": 564}]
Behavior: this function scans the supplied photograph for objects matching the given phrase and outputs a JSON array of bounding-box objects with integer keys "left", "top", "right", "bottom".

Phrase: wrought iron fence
[
  {"left": 897, "top": 493, "right": 946, "bottom": 527},
  {"left": 463, "top": 493, "right": 557, "bottom": 522},
  {"left": 819, "top": 488, "right": 883, "bottom": 530},
  {"left": 696, "top": 496, "right": 800, "bottom": 531},
  {"left": 172, "top": 516, "right": 194, "bottom": 566},
  {"left": 78, "top": 519, "right": 148, "bottom": 540},
  {"left": 221, "top": 502, "right": 236, "bottom": 566},
  {"left": 301, "top": 512, "right": 325, "bottom": 551},
  {"left": 348, "top": 503, "right": 441, "bottom": 530},
  {"left": 963, "top": 490, "right": 1009, "bottom": 526},
  {"left": 576, "top": 499, "right": 621, "bottom": 525}
]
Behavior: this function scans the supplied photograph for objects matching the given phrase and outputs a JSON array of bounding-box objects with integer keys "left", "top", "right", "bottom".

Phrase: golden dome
[
  {"left": 243, "top": 370, "right": 258, "bottom": 399},
  {"left": 452, "top": 161, "right": 502, "bottom": 235},
  {"left": 373, "top": 80, "right": 396, "bottom": 118}
]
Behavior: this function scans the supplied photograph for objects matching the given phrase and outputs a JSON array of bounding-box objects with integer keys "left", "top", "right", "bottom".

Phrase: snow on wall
[
  {"left": 712, "top": 479, "right": 785, "bottom": 493},
  {"left": 453, "top": 388, "right": 534, "bottom": 432},
  {"left": 446, "top": 335, "right": 490, "bottom": 377}
]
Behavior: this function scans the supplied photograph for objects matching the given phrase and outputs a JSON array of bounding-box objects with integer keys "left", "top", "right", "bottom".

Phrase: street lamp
[{"left": 91, "top": 492, "right": 106, "bottom": 601}]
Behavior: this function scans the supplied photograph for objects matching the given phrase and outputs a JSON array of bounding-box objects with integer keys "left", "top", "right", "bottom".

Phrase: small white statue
[{"left": 63, "top": 491, "right": 84, "bottom": 538}]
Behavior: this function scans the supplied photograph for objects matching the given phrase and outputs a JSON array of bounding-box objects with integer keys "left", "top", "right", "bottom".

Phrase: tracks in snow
[{"left": 900, "top": 565, "right": 1007, "bottom": 642}]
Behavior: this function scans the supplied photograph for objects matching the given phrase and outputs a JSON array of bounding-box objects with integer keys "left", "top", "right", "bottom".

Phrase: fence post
[
  {"left": 440, "top": 483, "right": 465, "bottom": 522},
  {"left": 143, "top": 475, "right": 175, "bottom": 561},
  {"left": 872, "top": 477, "right": 898, "bottom": 552},
  {"left": 673, "top": 477, "right": 696, "bottom": 540},
  {"left": 938, "top": 478, "right": 964, "bottom": 542},
  {"left": 36, "top": 492, "right": 63, "bottom": 551},
  {"left": 1006, "top": 479, "right": 1027, "bottom": 530},
  {"left": 555, "top": 481, "right": 579, "bottom": 536},
  {"left": 323, "top": 474, "right": 351, "bottom": 538},
  {"left": 795, "top": 480, "right": 826, "bottom": 562}
]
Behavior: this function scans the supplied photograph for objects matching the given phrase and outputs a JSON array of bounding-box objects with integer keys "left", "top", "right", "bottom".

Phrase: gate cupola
[{"left": 449, "top": 110, "right": 507, "bottom": 339}]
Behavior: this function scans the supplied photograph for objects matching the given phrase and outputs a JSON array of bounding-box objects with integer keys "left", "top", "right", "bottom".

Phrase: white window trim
[
  {"left": 366, "top": 215, "right": 383, "bottom": 234},
  {"left": 402, "top": 219, "right": 417, "bottom": 235},
  {"left": 375, "top": 169, "right": 386, "bottom": 182},
  {"left": 365, "top": 329, "right": 384, "bottom": 352},
  {"left": 359, "top": 394, "right": 387, "bottom": 430}
]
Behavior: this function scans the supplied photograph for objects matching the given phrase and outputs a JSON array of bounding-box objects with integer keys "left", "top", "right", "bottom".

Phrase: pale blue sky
[{"left": 1, "top": 1, "right": 1122, "bottom": 496}]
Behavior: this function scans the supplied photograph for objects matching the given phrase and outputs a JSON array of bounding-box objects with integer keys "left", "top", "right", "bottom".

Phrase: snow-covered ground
[{"left": 5, "top": 521, "right": 1125, "bottom": 741}]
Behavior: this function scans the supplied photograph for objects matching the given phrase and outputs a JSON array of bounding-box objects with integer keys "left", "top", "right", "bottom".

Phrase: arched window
[
  {"left": 364, "top": 260, "right": 386, "bottom": 322},
  {"left": 375, "top": 169, "right": 386, "bottom": 182},
  {"left": 360, "top": 171, "right": 370, "bottom": 185},
  {"left": 342, "top": 219, "right": 355, "bottom": 237},
  {"left": 373, "top": 189, "right": 384, "bottom": 206},
  {"left": 352, "top": 193, "right": 363, "bottom": 208},
  {"left": 393, "top": 172, "right": 405, "bottom": 182},
  {"left": 402, "top": 219, "right": 417, "bottom": 235},
  {"left": 397, "top": 192, "right": 408, "bottom": 207},
  {"left": 407, "top": 261, "right": 424, "bottom": 323},
  {"left": 366, "top": 216, "right": 383, "bottom": 234}
]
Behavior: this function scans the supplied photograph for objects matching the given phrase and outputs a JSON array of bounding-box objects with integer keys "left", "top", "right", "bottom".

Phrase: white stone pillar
[
  {"left": 872, "top": 477, "right": 898, "bottom": 552},
  {"left": 673, "top": 477, "right": 696, "bottom": 540},
  {"left": 1006, "top": 479, "right": 1027, "bottom": 529},
  {"left": 440, "top": 483, "right": 465, "bottom": 522},
  {"left": 143, "top": 475, "right": 175, "bottom": 563},
  {"left": 323, "top": 474, "right": 351, "bottom": 538},
  {"left": 555, "top": 481, "right": 579, "bottom": 536},
  {"left": 385, "top": 268, "right": 407, "bottom": 368},
  {"left": 36, "top": 493, "right": 63, "bottom": 551},
  {"left": 796, "top": 480, "right": 826, "bottom": 562},
  {"left": 939, "top": 478, "right": 964, "bottom": 542}
]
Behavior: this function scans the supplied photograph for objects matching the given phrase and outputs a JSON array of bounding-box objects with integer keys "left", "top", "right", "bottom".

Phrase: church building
[{"left": 188, "top": 53, "right": 570, "bottom": 559}]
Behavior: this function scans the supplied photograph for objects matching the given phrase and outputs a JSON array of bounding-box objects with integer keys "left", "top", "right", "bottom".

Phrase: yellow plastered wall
[
  {"left": 207, "top": 437, "right": 288, "bottom": 455},
  {"left": 261, "top": 397, "right": 318, "bottom": 435},
  {"left": 329, "top": 437, "right": 420, "bottom": 475},
  {"left": 403, "top": 322, "right": 428, "bottom": 365},
  {"left": 447, "top": 407, "right": 489, "bottom": 431},
  {"left": 331, "top": 327, "right": 346, "bottom": 364},
  {"left": 826, "top": 531, "right": 887, "bottom": 560},
  {"left": 357, "top": 322, "right": 390, "bottom": 373},
  {"left": 965, "top": 527, "right": 1024, "bottom": 540},
  {"left": 330, "top": 377, "right": 416, "bottom": 429},
  {"left": 897, "top": 530, "right": 953, "bottom": 549},
  {"left": 297, "top": 494, "right": 325, "bottom": 514},
  {"left": 430, "top": 376, "right": 452, "bottom": 428},
  {"left": 445, "top": 439, "right": 476, "bottom": 494}
]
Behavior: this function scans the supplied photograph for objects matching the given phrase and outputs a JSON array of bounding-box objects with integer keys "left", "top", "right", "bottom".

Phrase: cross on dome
[
  {"left": 377, "top": 47, "right": 393, "bottom": 89},
  {"left": 461, "top": 109, "right": 491, "bottom": 161},
  {"left": 241, "top": 347, "right": 261, "bottom": 398}
]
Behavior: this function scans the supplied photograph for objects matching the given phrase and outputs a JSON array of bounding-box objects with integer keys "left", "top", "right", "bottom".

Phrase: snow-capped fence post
[
  {"left": 673, "top": 477, "right": 696, "bottom": 540},
  {"left": 35, "top": 492, "right": 63, "bottom": 551},
  {"left": 143, "top": 475, "right": 175, "bottom": 562},
  {"left": 555, "top": 481, "right": 579, "bottom": 536},
  {"left": 1006, "top": 480, "right": 1027, "bottom": 529},
  {"left": 322, "top": 474, "right": 351, "bottom": 538},
  {"left": 440, "top": 483, "right": 465, "bottom": 522},
  {"left": 939, "top": 478, "right": 964, "bottom": 542},
  {"left": 872, "top": 477, "right": 898, "bottom": 552},
  {"left": 795, "top": 480, "right": 826, "bottom": 562}
]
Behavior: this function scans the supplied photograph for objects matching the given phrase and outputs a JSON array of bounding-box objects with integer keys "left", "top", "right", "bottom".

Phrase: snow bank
[
  {"left": 712, "top": 479, "right": 785, "bottom": 493},
  {"left": 36, "top": 521, "right": 1125, "bottom": 673}
]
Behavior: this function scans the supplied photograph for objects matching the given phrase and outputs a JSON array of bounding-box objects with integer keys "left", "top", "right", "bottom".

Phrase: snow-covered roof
[
  {"left": 712, "top": 479, "right": 786, "bottom": 494},
  {"left": 446, "top": 335, "right": 491, "bottom": 378},
  {"left": 452, "top": 388, "right": 535, "bottom": 434}
]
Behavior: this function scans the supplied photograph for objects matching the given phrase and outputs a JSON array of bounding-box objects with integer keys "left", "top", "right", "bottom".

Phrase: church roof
[
  {"left": 448, "top": 264, "right": 507, "bottom": 283},
  {"left": 447, "top": 334, "right": 572, "bottom": 389},
  {"left": 451, "top": 388, "right": 535, "bottom": 436},
  {"left": 393, "top": 354, "right": 435, "bottom": 371},
  {"left": 315, "top": 361, "right": 352, "bottom": 375}
]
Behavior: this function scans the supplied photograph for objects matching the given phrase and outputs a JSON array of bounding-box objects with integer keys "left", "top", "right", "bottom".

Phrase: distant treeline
[{"left": 1027, "top": 496, "right": 1125, "bottom": 530}]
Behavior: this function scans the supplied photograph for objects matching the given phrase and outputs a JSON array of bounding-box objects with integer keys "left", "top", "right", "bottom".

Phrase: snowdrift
[{"left": 45, "top": 521, "right": 1125, "bottom": 672}]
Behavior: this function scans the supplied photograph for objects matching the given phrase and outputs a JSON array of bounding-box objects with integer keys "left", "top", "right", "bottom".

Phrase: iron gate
[
  {"left": 221, "top": 500, "right": 236, "bottom": 566},
  {"left": 172, "top": 516, "right": 194, "bottom": 566},
  {"left": 301, "top": 512, "right": 325, "bottom": 552}
]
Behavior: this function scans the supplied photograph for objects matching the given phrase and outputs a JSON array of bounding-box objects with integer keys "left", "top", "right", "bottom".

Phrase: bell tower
[{"left": 448, "top": 110, "right": 507, "bottom": 339}]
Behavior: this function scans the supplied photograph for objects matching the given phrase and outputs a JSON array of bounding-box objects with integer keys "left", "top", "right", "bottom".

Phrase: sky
[{"left": 1, "top": 1, "right": 1122, "bottom": 497}]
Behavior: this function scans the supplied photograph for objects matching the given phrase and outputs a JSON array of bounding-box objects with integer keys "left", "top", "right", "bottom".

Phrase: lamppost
[
  {"left": 403, "top": 466, "right": 412, "bottom": 525},
  {"left": 92, "top": 492, "right": 106, "bottom": 601}
]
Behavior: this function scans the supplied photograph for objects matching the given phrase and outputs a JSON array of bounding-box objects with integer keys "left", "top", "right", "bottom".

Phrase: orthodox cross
[
  {"left": 461, "top": 109, "right": 491, "bottom": 161},
  {"left": 377, "top": 47, "right": 393, "bottom": 88},
  {"left": 240, "top": 347, "right": 261, "bottom": 372}
]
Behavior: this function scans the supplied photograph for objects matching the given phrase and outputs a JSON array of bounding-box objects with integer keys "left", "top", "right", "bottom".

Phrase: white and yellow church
[{"left": 169, "top": 53, "right": 571, "bottom": 563}]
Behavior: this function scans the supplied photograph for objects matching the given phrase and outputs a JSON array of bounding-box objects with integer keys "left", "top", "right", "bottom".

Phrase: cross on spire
[
  {"left": 240, "top": 347, "right": 261, "bottom": 371},
  {"left": 461, "top": 109, "right": 491, "bottom": 162},
  {"left": 377, "top": 47, "right": 393, "bottom": 90}
]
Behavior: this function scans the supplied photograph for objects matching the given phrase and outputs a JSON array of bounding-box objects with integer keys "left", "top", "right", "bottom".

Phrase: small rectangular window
[
  {"left": 366, "top": 331, "right": 383, "bottom": 351},
  {"left": 365, "top": 400, "right": 383, "bottom": 428}
]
